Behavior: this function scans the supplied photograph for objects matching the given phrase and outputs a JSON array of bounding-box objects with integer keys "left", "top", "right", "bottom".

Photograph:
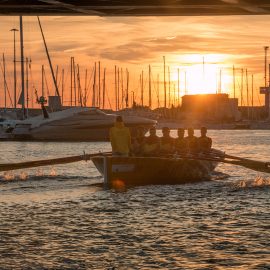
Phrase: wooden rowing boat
[{"left": 92, "top": 154, "right": 219, "bottom": 187}]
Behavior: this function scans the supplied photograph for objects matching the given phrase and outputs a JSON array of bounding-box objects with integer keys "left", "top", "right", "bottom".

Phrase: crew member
[
  {"left": 175, "top": 128, "right": 187, "bottom": 153},
  {"left": 143, "top": 127, "right": 160, "bottom": 156},
  {"left": 198, "top": 127, "right": 212, "bottom": 152},
  {"left": 160, "top": 127, "right": 174, "bottom": 155},
  {"left": 184, "top": 128, "right": 199, "bottom": 153},
  {"left": 109, "top": 116, "right": 131, "bottom": 156},
  {"left": 131, "top": 126, "right": 145, "bottom": 156}
]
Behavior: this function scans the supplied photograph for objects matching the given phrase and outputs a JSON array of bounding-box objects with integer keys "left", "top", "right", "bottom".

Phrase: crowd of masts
[{"left": 0, "top": 53, "right": 264, "bottom": 119}]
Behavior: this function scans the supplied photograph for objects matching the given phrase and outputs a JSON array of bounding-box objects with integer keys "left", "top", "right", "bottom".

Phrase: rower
[
  {"left": 131, "top": 126, "right": 145, "bottom": 156},
  {"left": 160, "top": 127, "right": 174, "bottom": 155},
  {"left": 184, "top": 128, "right": 199, "bottom": 153},
  {"left": 175, "top": 128, "right": 187, "bottom": 154},
  {"left": 198, "top": 127, "right": 212, "bottom": 153},
  {"left": 109, "top": 115, "right": 131, "bottom": 157},
  {"left": 142, "top": 127, "right": 160, "bottom": 156}
]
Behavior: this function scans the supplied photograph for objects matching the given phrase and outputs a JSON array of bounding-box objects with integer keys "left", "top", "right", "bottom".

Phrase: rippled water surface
[{"left": 0, "top": 130, "right": 269, "bottom": 270}]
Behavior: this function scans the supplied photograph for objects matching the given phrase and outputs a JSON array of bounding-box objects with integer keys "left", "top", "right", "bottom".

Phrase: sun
[{"left": 170, "top": 54, "right": 233, "bottom": 96}]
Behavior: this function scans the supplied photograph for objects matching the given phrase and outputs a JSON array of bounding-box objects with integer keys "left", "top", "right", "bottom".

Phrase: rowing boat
[{"left": 92, "top": 153, "right": 221, "bottom": 187}]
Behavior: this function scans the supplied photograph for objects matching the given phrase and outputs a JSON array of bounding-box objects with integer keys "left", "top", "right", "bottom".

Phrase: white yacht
[{"left": 0, "top": 107, "right": 156, "bottom": 141}]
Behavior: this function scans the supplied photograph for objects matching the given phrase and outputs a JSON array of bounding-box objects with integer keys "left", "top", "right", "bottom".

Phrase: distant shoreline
[{"left": 156, "top": 120, "right": 270, "bottom": 130}]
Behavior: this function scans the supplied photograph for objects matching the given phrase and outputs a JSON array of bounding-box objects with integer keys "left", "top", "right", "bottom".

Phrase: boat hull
[
  {"left": 92, "top": 156, "right": 218, "bottom": 187},
  {"left": 0, "top": 108, "right": 156, "bottom": 142},
  {"left": 29, "top": 123, "right": 153, "bottom": 141}
]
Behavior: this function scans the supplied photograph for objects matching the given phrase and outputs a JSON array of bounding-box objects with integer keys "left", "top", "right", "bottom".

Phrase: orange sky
[{"left": 0, "top": 15, "right": 270, "bottom": 109}]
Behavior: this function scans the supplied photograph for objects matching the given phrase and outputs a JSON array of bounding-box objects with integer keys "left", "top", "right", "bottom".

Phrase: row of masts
[{"left": 0, "top": 55, "right": 263, "bottom": 112}]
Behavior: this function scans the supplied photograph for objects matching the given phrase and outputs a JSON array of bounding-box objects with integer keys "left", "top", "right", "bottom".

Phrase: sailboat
[{"left": 0, "top": 17, "right": 156, "bottom": 141}]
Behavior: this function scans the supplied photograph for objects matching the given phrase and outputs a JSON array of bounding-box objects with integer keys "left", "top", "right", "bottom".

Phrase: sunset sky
[{"left": 0, "top": 15, "right": 270, "bottom": 109}]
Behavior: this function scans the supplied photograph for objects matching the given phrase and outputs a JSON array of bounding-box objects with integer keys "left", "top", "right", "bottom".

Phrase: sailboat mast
[
  {"left": 3, "top": 54, "right": 6, "bottom": 110},
  {"left": 10, "top": 28, "right": 18, "bottom": 109},
  {"left": 26, "top": 57, "right": 29, "bottom": 115},
  {"left": 42, "top": 65, "right": 45, "bottom": 97},
  {"left": 141, "top": 70, "right": 144, "bottom": 106},
  {"left": 241, "top": 68, "right": 244, "bottom": 107},
  {"left": 252, "top": 74, "right": 254, "bottom": 120},
  {"left": 233, "top": 65, "right": 236, "bottom": 99},
  {"left": 149, "top": 64, "right": 151, "bottom": 108},
  {"left": 20, "top": 16, "right": 25, "bottom": 118},
  {"left": 84, "top": 69, "right": 87, "bottom": 107},
  {"left": 178, "top": 68, "right": 180, "bottom": 106},
  {"left": 98, "top": 61, "right": 101, "bottom": 107},
  {"left": 126, "top": 68, "right": 129, "bottom": 108},
  {"left": 163, "top": 56, "right": 166, "bottom": 108},
  {"left": 157, "top": 74, "right": 160, "bottom": 108},
  {"left": 62, "top": 68, "right": 64, "bottom": 105},
  {"left": 55, "top": 65, "right": 59, "bottom": 95},
  {"left": 103, "top": 68, "right": 106, "bottom": 109},
  {"left": 73, "top": 58, "right": 77, "bottom": 106},
  {"left": 114, "top": 65, "right": 117, "bottom": 111},
  {"left": 37, "top": 16, "right": 60, "bottom": 99},
  {"left": 70, "top": 57, "right": 73, "bottom": 106},
  {"left": 92, "top": 62, "right": 96, "bottom": 107},
  {"left": 168, "top": 66, "right": 170, "bottom": 107},
  {"left": 246, "top": 69, "right": 249, "bottom": 119},
  {"left": 121, "top": 68, "right": 124, "bottom": 109},
  {"left": 117, "top": 68, "right": 120, "bottom": 110}
]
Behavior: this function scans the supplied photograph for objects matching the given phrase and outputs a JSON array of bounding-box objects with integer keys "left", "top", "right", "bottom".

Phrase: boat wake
[
  {"left": 233, "top": 176, "right": 270, "bottom": 188},
  {"left": 0, "top": 170, "right": 102, "bottom": 184}
]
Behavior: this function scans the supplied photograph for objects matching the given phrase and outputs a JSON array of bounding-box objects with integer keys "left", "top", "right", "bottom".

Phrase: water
[{"left": 0, "top": 130, "right": 269, "bottom": 270}]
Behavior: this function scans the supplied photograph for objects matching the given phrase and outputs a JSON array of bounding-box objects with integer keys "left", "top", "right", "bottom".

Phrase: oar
[
  {"left": 0, "top": 152, "right": 110, "bottom": 172},
  {"left": 175, "top": 153, "right": 270, "bottom": 174}
]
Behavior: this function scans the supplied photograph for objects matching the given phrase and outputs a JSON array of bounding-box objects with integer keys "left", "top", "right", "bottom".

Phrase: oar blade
[{"left": 231, "top": 160, "right": 270, "bottom": 174}]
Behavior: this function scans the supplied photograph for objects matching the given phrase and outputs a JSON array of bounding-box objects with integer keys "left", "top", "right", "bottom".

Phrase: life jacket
[
  {"left": 143, "top": 135, "right": 160, "bottom": 154},
  {"left": 109, "top": 122, "right": 131, "bottom": 154},
  {"left": 184, "top": 136, "right": 199, "bottom": 152},
  {"left": 198, "top": 136, "right": 212, "bottom": 152},
  {"left": 160, "top": 136, "right": 174, "bottom": 153},
  {"left": 175, "top": 137, "right": 187, "bottom": 153}
]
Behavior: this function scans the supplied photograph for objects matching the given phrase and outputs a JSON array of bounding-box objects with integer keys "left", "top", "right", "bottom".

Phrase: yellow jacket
[{"left": 109, "top": 122, "right": 131, "bottom": 154}]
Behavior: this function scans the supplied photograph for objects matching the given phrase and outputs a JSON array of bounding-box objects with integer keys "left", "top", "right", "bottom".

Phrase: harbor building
[{"left": 181, "top": 94, "right": 241, "bottom": 122}]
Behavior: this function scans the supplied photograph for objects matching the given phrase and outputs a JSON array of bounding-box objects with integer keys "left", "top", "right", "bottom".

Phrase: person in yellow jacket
[{"left": 109, "top": 116, "right": 131, "bottom": 156}]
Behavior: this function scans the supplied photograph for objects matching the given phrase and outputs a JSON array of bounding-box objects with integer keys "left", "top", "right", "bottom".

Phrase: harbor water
[{"left": 0, "top": 130, "right": 269, "bottom": 270}]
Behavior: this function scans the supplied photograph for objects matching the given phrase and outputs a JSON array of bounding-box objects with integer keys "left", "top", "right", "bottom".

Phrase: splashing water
[
  {"left": 19, "top": 171, "right": 28, "bottom": 180},
  {"left": 36, "top": 168, "right": 44, "bottom": 177},
  {"left": 3, "top": 171, "right": 15, "bottom": 181},
  {"left": 50, "top": 168, "right": 57, "bottom": 177},
  {"left": 252, "top": 176, "right": 270, "bottom": 187},
  {"left": 234, "top": 176, "right": 270, "bottom": 188}
]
